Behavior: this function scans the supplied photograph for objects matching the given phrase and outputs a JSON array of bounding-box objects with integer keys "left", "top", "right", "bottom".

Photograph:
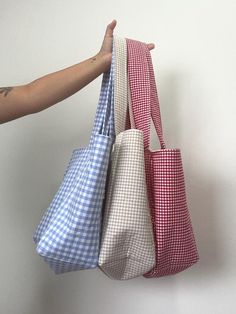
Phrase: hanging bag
[
  {"left": 98, "top": 36, "right": 155, "bottom": 280},
  {"left": 33, "top": 50, "right": 115, "bottom": 274},
  {"left": 126, "top": 39, "right": 199, "bottom": 277}
]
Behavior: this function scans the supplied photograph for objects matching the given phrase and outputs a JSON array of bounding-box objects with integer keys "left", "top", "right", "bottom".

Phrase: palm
[{"left": 100, "top": 20, "right": 116, "bottom": 55}]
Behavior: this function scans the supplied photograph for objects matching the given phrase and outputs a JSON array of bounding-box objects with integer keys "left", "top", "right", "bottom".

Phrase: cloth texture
[
  {"left": 98, "top": 36, "right": 155, "bottom": 280},
  {"left": 33, "top": 50, "right": 115, "bottom": 274},
  {"left": 126, "top": 38, "right": 199, "bottom": 277}
]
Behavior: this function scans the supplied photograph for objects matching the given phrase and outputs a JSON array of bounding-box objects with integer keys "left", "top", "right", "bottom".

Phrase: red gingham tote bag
[{"left": 126, "top": 39, "right": 199, "bottom": 277}]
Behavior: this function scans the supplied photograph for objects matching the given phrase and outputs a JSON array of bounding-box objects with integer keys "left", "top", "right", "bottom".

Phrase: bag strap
[
  {"left": 126, "top": 38, "right": 151, "bottom": 148},
  {"left": 127, "top": 83, "right": 136, "bottom": 129},
  {"left": 126, "top": 38, "right": 166, "bottom": 149},
  {"left": 113, "top": 35, "right": 129, "bottom": 135},
  {"left": 146, "top": 48, "right": 166, "bottom": 149},
  {"left": 89, "top": 43, "right": 115, "bottom": 147}
]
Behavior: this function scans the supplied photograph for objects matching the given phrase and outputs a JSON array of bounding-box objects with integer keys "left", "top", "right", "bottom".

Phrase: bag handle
[
  {"left": 146, "top": 48, "right": 166, "bottom": 149},
  {"left": 89, "top": 43, "right": 115, "bottom": 147},
  {"left": 113, "top": 35, "right": 129, "bottom": 135},
  {"left": 113, "top": 36, "right": 143, "bottom": 134},
  {"left": 113, "top": 35, "right": 136, "bottom": 132},
  {"left": 126, "top": 38, "right": 166, "bottom": 149},
  {"left": 126, "top": 38, "right": 151, "bottom": 148}
]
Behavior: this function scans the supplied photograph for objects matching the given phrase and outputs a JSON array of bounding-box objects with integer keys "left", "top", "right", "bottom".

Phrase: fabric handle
[
  {"left": 126, "top": 38, "right": 166, "bottom": 149},
  {"left": 146, "top": 49, "right": 165, "bottom": 149},
  {"left": 113, "top": 35, "right": 131, "bottom": 135},
  {"left": 89, "top": 44, "right": 115, "bottom": 147},
  {"left": 126, "top": 39, "right": 151, "bottom": 148}
]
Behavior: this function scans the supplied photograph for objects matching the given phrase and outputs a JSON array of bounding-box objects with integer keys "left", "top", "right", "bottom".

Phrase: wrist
[{"left": 95, "top": 51, "right": 112, "bottom": 72}]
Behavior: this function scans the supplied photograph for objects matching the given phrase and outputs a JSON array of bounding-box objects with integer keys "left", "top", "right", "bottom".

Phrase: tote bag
[
  {"left": 33, "top": 51, "right": 115, "bottom": 274},
  {"left": 126, "top": 39, "right": 199, "bottom": 277},
  {"left": 98, "top": 36, "right": 155, "bottom": 280}
]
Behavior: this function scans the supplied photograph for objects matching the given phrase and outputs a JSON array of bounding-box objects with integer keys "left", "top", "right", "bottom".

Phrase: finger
[
  {"left": 105, "top": 20, "right": 117, "bottom": 38},
  {"left": 147, "top": 43, "right": 155, "bottom": 50}
]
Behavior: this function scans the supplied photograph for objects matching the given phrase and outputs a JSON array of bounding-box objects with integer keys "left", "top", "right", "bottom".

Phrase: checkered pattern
[
  {"left": 126, "top": 39, "right": 199, "bottom": 277},
  {"left": 98, "top": 36, "right": 155, "bottom": 280},
  {"left": 33, "top": 51, "right": 115, "bottom": 274}
]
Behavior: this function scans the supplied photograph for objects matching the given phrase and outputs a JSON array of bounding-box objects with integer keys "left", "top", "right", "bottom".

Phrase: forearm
[
  {"left": 27, "top": 52, "right": 111, "bottom": 113},
  {"left": 0, "top": 52, "right": 110, "bottom": 124}
]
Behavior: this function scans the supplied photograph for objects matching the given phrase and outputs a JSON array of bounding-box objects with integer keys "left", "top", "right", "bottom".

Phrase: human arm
[
  {"left": 0, "top": 20, "right": 154, "bottom": 124},
  {"left": 0, "top": 53, "right": 112, "bottom": 123}
]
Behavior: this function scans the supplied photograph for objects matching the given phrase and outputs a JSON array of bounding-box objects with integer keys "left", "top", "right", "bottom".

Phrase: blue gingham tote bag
[{"left": 33, "top": 52, "right": 115, "bottom": 274}]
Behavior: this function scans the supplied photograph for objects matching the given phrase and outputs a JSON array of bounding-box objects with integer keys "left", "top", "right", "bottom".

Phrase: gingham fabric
[
  {"left": 126, "top": 39, "right": 199, "bottom": 277},
  {"left": 98, "top": 36, "right": 155, "bottom": 280},
  {"left": 33, "top": 49, "right": 115, "bottom": 274}
]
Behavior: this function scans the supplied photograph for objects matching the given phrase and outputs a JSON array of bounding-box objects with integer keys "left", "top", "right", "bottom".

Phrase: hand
[
  {"left": 99, "top": 20, "right": 117, "bottom": 57},
  {"left": 98, "top": 20, "right": 155, "bottom": 71}
]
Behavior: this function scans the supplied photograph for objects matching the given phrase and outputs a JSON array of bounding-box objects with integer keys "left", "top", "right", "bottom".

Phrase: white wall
[{"left": 0, "top": 1, "right": 235, "bottom": 313}]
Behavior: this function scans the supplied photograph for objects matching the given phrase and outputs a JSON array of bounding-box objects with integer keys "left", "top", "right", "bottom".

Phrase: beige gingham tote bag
[{"left": 98, "top": 36, "right": 155, "bottom": 280}]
